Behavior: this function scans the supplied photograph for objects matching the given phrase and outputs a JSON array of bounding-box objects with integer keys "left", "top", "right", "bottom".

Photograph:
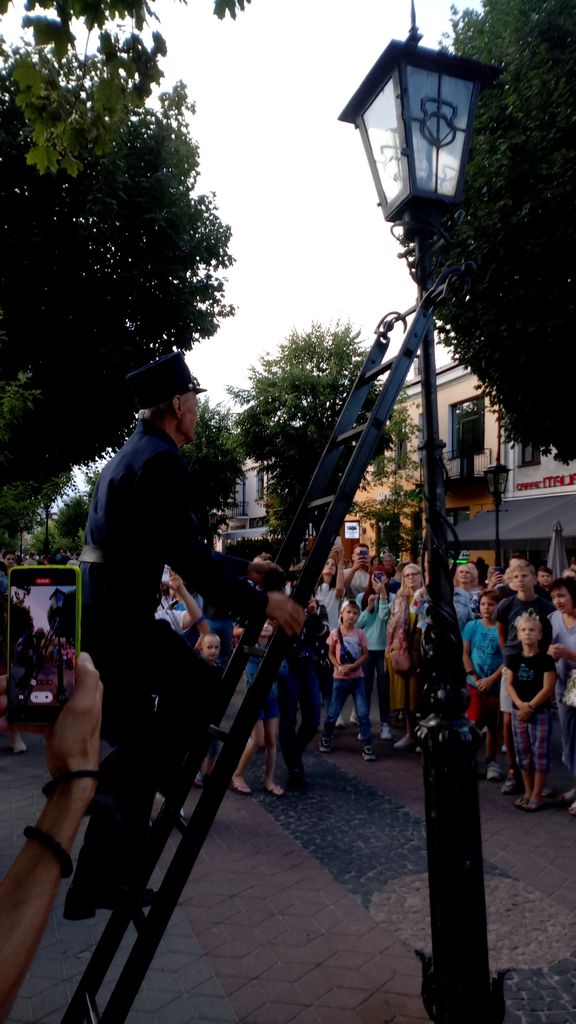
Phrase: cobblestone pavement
[{"left": 2, "top": 707, "right": 576, "bottom": 1024}]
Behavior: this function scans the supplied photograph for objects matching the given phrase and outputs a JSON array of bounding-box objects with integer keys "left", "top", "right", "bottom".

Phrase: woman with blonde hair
[
  {"left": 385, "top": 563, "right": 423, "bottom": 750},
  {"left": 454, "top": 561, "right": 483, "bottom": 618}
]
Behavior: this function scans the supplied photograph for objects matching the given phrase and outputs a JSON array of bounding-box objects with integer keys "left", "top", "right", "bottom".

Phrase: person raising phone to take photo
[{"left": 0, "top": 654, "right": 102, "bottom": 1019}]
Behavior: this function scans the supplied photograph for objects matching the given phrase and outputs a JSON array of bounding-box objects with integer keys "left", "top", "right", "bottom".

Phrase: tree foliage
[
  {"left": 438, "top": 0, "right": 576, "bottom": 460},
  {"left": 0, "top": 0, "right": 251, "bottom": 171},
  {"left": 180, "top": 399, "right": 244, "bottom": 536},
  {"left": 230, "top": 323, "right": 370, "bottom": 536},
  {"left": 0, "top": 61, "right": 233, "bottom": 488},
  {"left": 0, "top": 472, "right": 74, "bottom": 553}
]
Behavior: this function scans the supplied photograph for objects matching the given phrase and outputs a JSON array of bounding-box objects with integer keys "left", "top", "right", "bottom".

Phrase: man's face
[
  {"left": 4, "top": 553, "right": 16, "bottom": 569},
  {"left": 178, "top": 391, "right": 199, "bottom": 444},
  {"left": 537, "top": 569, "right": 552, "bottom": 590},
  {"left": 353, "top": 545, "right": 369, "bottom": 569},
  {"left": 511, "top": 567, "right": 535, "bottom": 593}
]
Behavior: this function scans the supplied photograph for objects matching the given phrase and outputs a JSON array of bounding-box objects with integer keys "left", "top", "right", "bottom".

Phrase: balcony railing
[
  {"left": 444, "top": 448, "right": 492, "bottom": 480},
  {"left": 227, "top": 502, "right": 247, "bottom": 519}
]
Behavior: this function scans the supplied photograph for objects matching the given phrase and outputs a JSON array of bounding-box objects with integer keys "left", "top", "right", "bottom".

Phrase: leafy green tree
[
  {"left": 180, "top": 399, "right": 244, "bottom": 536},
  {"left": 353, "top": 392, "right": 422, "bottom": 558},
  {"left": 0, "top": 472, "right": 73, "bottom": 554},
  {"left": 0, "top": 0, "right": 251, "bottom": 171},
  {"left": 230, "top": 323, "right": 370, "bottom": 537},
  {"left": 438, "top": 0, "right": 576, "bottom": 461},
  {"left": 0, "top": 482, "right": 38, "bottom": 553},
  {"left": 0, "top": 64, "right": 233, "bottom": 488},
  {"left": 54, "top": 492, "right": 91, "bottom": 551}
]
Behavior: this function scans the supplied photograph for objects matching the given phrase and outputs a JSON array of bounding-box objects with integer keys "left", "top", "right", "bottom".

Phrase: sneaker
[
  {"left": 350, "top": 710, "right": 359, "bottom": 725},
  {"left": 334, "top": 715, "right": 346, "bottom": 729},
  {"left": 380, "top": 723, "right": 392, "bottom": 741},
  {"left": 362, "top": 745, "right": 376, "bottom": 762},
  {"left": 11, "top": 738, "right": 27, "bottom": 754},
  {"left": 501, "top": 772, "right": 520, "bottom": 795},
  {"left": 394, "top": 736, "right": 416, "bottom": 751},
  {"left": 486, "top": 761, "right": 503, "bottom": 782},
  {"left": 319, "top": 737, "right": 332, "bottom": 753}
]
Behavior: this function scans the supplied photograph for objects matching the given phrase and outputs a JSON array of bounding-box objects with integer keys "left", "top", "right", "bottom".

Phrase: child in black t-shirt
[{"left": 505, "top": 609, "right": 556, "bottom": 812}]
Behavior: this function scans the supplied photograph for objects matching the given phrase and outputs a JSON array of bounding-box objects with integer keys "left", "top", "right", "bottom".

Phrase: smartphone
[
  {"left": 7, "top": 565, "right": 81, "bottom": 725},
  {"left": 373, "top": 571, "right": 383, "bottom": 582}
]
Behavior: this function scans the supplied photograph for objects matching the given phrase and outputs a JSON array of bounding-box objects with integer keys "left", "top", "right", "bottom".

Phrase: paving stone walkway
[{"left": 2, "top": 708, "right": 576, "bottom": 1024}]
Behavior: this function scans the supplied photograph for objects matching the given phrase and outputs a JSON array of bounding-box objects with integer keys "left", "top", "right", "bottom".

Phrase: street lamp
[
  {"left": 340, "top": 7, "right": 503, "bottom": 1024},
  {"left": 49, "top": 586, "right": 66, "bottom": 703},
  {"left": 484, "top": 461, "right": 510, "bottom": 566}
]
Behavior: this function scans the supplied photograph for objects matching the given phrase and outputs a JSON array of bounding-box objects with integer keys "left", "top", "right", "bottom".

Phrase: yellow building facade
[{"left": 345, "top": 362, "right": 500, "bottom": 564}]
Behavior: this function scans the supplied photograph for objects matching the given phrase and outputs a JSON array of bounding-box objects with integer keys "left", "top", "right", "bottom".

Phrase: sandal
[
  {"left": 524, "top": 799, "right": 544, "bottom": 813},
  {"left": 229, "top": 779, "right": 252, "bottom": 796},
  {"left": 264, "top": 783, "right": 284, "bottom": 798},
  {"left": 514, "top": 796, "right": 530, "bottom": 810}
]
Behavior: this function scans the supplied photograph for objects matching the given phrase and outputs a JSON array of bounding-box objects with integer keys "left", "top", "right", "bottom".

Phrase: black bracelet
[
  {"left": 42, "top": 770, "right": 100, "bottom": 799},
  {"left": 23, "top": 826, "right": 74, "bottom": 878}
]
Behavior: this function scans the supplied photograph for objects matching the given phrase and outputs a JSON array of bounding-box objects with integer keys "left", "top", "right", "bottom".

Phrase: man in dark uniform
[{"left": 64, "top": 351, "right": 303, "bottom": 919}]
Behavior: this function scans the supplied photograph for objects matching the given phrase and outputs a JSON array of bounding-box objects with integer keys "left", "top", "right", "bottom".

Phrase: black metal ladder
[{"left": 61, "top": 264, "right": 467, "bottom": 1024}]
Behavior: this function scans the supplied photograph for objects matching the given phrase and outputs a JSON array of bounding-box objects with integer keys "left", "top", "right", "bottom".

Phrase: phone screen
[{"left": 7, "top": 566, "right": 81, "bottom": 725}]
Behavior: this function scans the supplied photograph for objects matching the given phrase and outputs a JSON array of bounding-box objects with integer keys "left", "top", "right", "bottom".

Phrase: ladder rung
[
  {"left": 334, "top": 424, "right": 365, "bottom": 445},
  {"left": 241, "top": 644, "right": 265, "bottom": 658},
  {"left": 307, "top": 494, "right": 335, "bottom": 510},
  {"left": 207, "top": 724, "right": 228, "bottom": 741},
  {"left": 362, "top": 357, "right": 395, "bottom": 382},
  {"left": 85, "top": 992, "right": 100, "bottom": 1024},
  {"left": 130, "top": 906, "right": 149, "bottom": 934},
  {"left": 173, "top": 811, "right": 188, "bottom": 836}
]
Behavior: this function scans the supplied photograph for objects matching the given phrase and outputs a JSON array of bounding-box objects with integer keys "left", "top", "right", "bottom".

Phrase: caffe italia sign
[{"left": 517, "top": 470, "right": 576, "bottom": 491}]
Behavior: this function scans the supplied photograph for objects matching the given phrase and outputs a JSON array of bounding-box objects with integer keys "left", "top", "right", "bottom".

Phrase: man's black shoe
[{"left": 63, "top": 882, "right": 155, "bottom": 921}]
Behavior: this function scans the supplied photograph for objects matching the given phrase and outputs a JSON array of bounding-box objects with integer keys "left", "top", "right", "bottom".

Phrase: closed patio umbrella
[{"left": 547, "top": 521, "right": 568, "bottom": 578}]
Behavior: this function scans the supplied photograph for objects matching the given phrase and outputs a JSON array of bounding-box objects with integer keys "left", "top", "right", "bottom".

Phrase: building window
[
  {"left": 395, "top": 437, "right": 408, "bottom": 469},
  {"left": 450, "top": 398, "right": 485, "bottom": 477},
  {"left": 256, "top": 468, "right": 266, "bottom": 500},
  {"left": 519, "top": 442, "right": 540, "bottom": 466},
  {"left": 446, "top": 507, "right": 470, "bottom": 527}
]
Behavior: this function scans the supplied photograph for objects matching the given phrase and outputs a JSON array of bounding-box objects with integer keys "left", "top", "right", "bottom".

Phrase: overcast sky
[
  {"left": 3, "top": 0, "right": 482, "bottom": 406},
  {"left": 156, "top": 0, "right": 482, "bottom": 404}
]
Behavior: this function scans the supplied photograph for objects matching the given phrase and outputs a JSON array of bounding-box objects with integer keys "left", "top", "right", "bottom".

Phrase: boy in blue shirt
[{"left": 462, "top": 591, "right": 503, "bottom": 781}]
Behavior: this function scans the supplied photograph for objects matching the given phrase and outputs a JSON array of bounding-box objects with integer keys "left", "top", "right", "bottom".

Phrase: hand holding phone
[{"left": 7, "top": 566, "right": 81, "bottom": 726}]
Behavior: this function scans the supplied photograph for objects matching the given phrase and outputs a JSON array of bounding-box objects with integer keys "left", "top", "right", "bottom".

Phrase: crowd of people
[
  {"left": 4, "top": 538, "right": 576, "bottom": 814},
  {"left": 2, "top": 348, "right": 576, "bottom": 1014}
]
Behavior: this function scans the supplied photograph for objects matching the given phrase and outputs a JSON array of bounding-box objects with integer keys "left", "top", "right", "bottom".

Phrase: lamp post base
[{"left": 417, "top": 711, "right": 507, "bottom": 1024}]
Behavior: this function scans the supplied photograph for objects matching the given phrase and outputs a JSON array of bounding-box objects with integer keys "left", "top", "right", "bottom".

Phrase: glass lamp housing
[{"left": 340, "top": 41, "right": 499, "bottom": 223}]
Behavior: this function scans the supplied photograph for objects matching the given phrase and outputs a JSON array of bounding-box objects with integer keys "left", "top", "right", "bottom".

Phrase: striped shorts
[{"left": 511, "top": 707, "right": 552, "bottom": 773}]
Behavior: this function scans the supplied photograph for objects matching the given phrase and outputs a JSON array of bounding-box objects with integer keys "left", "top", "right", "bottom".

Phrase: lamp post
[
  {"left": 484, "top": 462, "right": 510, "bottom": 567},
  {"left": 340, "top": 7, "right": 504, "bottom": 1024},
  {"left": 49, "top": 586, "right": 66, "bottom": 703}
]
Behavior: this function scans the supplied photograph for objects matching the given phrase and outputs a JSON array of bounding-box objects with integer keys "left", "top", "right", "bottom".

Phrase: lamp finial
[{"left": 407, "top": 1, "right": 423, "bottom": 44}]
